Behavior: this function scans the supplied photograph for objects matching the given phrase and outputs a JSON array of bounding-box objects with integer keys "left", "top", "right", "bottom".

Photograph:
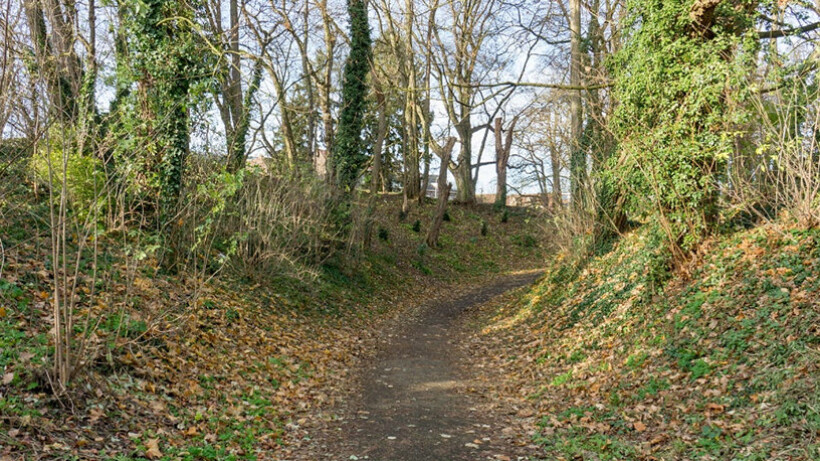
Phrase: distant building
[
  {"left": 508, "top": 194, "right": 548, "bottom": 208},
  {"left": 475, "top": 193, "right": 496, "bottom": 205},
  {"left": 314, "top": 149, "right": 328, "bottom": 179},
  {"left": 476, "top": 192, "right": 554, "bottom": 209},
  {"left": 246, "top": 149, "right": 330, "bottom": 180},
  {"left": 246, "top": 156, "right": 269, "bottom": 171},
  {"left": 425, "top": 175, "right": 457, "bottom": 200}
]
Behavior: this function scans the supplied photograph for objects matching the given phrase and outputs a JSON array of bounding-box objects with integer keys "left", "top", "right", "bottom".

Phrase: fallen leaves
[
  {"left": 705, "top": 403, "right": 725, "bottom": 416},
  {"left": 144, "top": 438, "right": 162, "bottom": 459},
  {"left": 461, "top": 224, "right": 820, "bottom": 460}
]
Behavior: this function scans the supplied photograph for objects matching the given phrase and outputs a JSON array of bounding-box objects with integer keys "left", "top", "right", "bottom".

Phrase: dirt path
[{"left": 290, "top": 272, "right": 541, "bottom": 461}]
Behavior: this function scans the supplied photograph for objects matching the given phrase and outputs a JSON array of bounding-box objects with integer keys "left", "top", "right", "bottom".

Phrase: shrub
[
  {"left": 170, "top": 159, "right": 338, "bottom": 281},
  {"left": 732, "top": 81, "right": 820, "bottom": 227},
  {"left": 512, "top": 233, "right": 538, "bottom": 248},
  {"left": 29, "top": 140, "right": 105, "bottom": 223},
  {"left": 231, "top": 171, "right": 337, "bottom": 279}
]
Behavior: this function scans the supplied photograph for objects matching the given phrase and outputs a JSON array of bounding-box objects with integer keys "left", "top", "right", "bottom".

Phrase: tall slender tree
[
  {"left": 333, "top": 0, "right": 372, "bottom": 191},
  {"left": 23, "top": 0, "right": 85, "bottom": 122},
  {"left": 203, "top": 0, "right": 262, "bottom": 172},
  {"left": 568, "top": 0, "right": 585, "bottom": 207}
]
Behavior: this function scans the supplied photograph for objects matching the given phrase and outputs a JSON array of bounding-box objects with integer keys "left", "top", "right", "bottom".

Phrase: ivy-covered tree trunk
[
  {"left": 568, "top": 0, "right": 586, "bottom": 209},
  {"left": 158, "top": 78, "right": 191, "bottom": 207},
  {"left": 124, "top": 0, "right": 203, "bottom": 215},
  {"left": 609, "top": 0, "right": 758, "bottom": 254},
  {"left": 332, "top": 0, "right": 372, "bottom": 192},
  {"left": 227, "top": 62, "right": 262, "bottom": 172}
]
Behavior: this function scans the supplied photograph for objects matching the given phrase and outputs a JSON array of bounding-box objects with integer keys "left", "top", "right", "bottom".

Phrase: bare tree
[
  {"left": 509, "top": 96, "right": 570, "bottom": 209},
  {"left": 370, "top": 65, "right": 388, "bottom": 195},
  {"left": 418, "top": 0, "right": 438, "bottom": 203},
  {"left": 429, "top": 0, "right": 499, "bottom": 204},
  {"left": 372, "top": 0, "right": 424, "bottom": 198},
  {"left": 0, "top": 2, "right": 23, "bottom": 137},
  {"left": 494, "top": 115, "right": 518, "bottom": 208},
  {"left": 204, "top": 0, "right": 263, "bottom": 171},
  {"left": 23, "top": 0, "right": 85, "bottom": 122},
  {"left": 271, "top": 0, "right": 340, "bottom": 162},
  {"left": 317, "top": 0, "right": 339, "bottom": 158},
  {"left": 426, "top": 137, "right": 456, "bottom": 247}
]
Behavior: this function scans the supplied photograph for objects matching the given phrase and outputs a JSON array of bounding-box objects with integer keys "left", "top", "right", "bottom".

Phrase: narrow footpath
[{"left": 291, "top": 272, "right": 541, "bottom": 461}]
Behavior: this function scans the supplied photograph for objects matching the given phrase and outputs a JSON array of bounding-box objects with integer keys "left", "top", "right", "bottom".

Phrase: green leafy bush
[
  {"left": 29, "top": 141, "right": 105, "bottom": 222},
  {"left": 608, "top": 1, "right": 759, "bottom": 254},
  {"left": 512, "top": 233, "right": 537, "bottom": 248}
]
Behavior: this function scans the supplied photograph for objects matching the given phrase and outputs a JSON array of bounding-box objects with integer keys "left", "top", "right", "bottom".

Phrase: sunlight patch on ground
[
  {"left": 479, "top": 269, "right": 546, "bottom": 334},
  {"left": 410, "top": 380, "right": 463, "bottom": 392}
]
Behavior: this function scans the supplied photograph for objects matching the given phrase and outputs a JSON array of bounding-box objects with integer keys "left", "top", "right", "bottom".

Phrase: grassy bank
[
  {"left": 468, "top": 223, "right": 819, "bottom": 460},
  {"left": 0, "top": 186, "right": 546, "bottom": 461}
]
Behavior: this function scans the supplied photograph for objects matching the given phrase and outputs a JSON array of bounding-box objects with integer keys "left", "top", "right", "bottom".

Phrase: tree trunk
[
  {"left": 223, "top": 0, "right": 248, "bottom": 171},
  {"left": 232, "top": 61, "right": 262, "bottom": 171},
  {"left": 301, "top": 3, "right": 317, "bottom": 157},
  {"left": 160, "top": 78, "right": 190, "bottom": 207},
  {"left": 371, "top": 77, "right": 387, "bottom": 195},
  {"left": 270, "top": 70, "right": 298, "bottom": 169},
  {"left": 228, "top": 0, "right": 241, "bottom": 130},
  {"left": 494, "top": 116, "right": 517, "bottom": 208},
  {"left": 333, "top": 0, "right": 372, "bottom": 191},
  {"left": 363, "top": 76, "right": 387, "bottom": 249},
  {"left": 454, "top": 119, "right": 475, "bottom": 203},
  {"left": 403, "top": 0, "right": 421, "bottom": 199},
  {"left": 85, "top": 0, "right": 97, "bottom": 114},
  {"left": 418, "top": 1, "right": 437, "bottom": 204},
  {"left": 569, "top": 0, "right": 586, "bottom": 208},
  {"left": 318, "top": 0, "right": 336, "bottom": 160},
  {"left": 550, "top": 141, "right": 562, "bottom": 210},
  {"left": 24, "top": 0, "right": 82, "bottom": 122},
  {"left": 427, "top": 138, "right": 456, "bottom": 247},
  {"left": 420, "top": 148, "right": 431, "bottom": 202}
]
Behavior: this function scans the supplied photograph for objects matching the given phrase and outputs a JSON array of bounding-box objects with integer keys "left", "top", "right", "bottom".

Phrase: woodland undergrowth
[{"left": 0, "top": 170, "right": 547, "bottom": 460}]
